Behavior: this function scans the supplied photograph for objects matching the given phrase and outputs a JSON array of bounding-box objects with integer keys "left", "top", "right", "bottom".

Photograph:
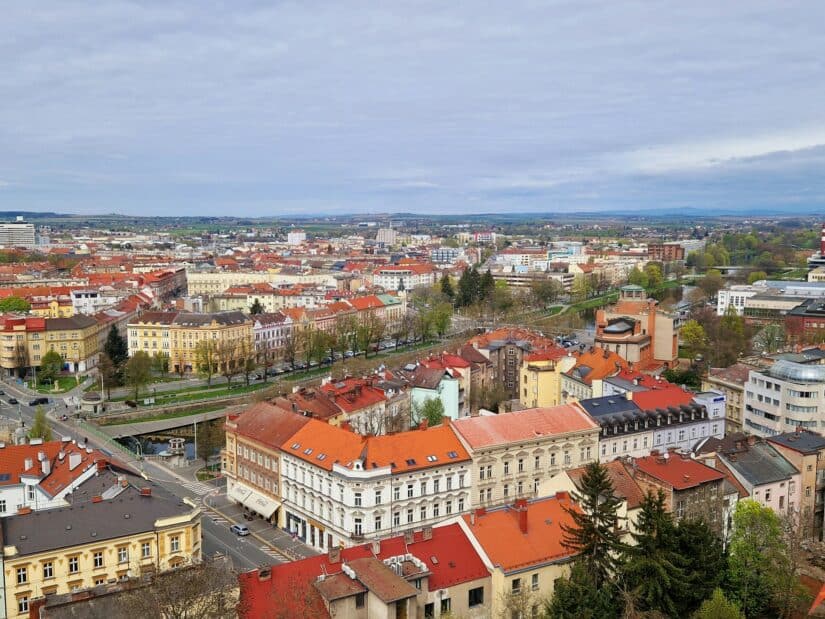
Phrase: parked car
[
  {"left": 29, "top": 397, "right": 49, "bottom": 407},
  {"left": 243, "top": 512, "right": 254, "bottom": 521},
  {"left": 230, "top": 524, "right": 250, "bottom": 536},
  {"left": 7, "top": 397, "right": 17, "bottom": 405}
]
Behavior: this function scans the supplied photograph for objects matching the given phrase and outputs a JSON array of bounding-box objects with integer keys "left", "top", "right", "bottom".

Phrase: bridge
[{"left": 94, "top": 405, "right": 245, "bottom": 439}]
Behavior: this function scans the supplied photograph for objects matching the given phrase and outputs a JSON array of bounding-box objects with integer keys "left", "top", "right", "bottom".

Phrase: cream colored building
[
  {"left": 186, "top": 268, "right": 336, "bottom": 296},
  {"left": 127, "top": 310, "right": 253, "bottom": 375},
  {"left": 0, "top": 315, "right": 102, "bottom": 376},
  {"left": 451, "top": 404, "right": 600, "bottom": 509},
  {"left": 519, "top": 353, "right": 576, "bottom": 409},
  {"left": 1, "top": 481, "right": 200, "bottom": 618}
]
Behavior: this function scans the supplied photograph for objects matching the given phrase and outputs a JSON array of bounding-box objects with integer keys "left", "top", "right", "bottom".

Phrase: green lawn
[{"left": 33, "top": 376, "right": 83, "bottom": 394}]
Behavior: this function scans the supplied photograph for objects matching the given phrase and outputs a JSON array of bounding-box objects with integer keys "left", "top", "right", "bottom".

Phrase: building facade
[{"left": 743, "top": 360, "right": 825, "bottom": 436}]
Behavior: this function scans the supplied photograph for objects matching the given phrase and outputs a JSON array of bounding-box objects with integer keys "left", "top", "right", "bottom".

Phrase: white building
[
  {"left": 280, "top": 420, "right": 471, "bottom": 551},
  {"left": 718, "top": 280, "right": 825, "bottom": 316},
  {"left": 287, "top": 230, "right": 307, "bottom": 246},
  {"left": 0, "top": 219, "right": 36, "bottom": 247},
  {"left": 743, "top": 360, "right": 825, "bottom": 436},
  {"left": 372, "top": 264, "right": 436, "bottom": 291},
  {"left": 253, "top": 312, "right": 293, "bottom": 358},
  {"left": 71, "top": 289, "right": 121, "bottom": 315},
  {"left": 375, "top": 228, "right": 398, "bottom": 246}
]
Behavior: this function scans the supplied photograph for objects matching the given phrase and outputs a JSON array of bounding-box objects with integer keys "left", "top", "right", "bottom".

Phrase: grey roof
[
  {"left": 768, "top": 430, "right": 825, "bottom": 454},
  {"left": 603, "top": 376, "right": 648, "bottom": 393},
  {"left": 485, "top": 338, "right": 532, "bottom": 352},
  {"left": 764, "top": 359, "right": 825, "bottom": 384},
  {"left": 578, "top": 395, "right": 641, "bottom": 418},
  {"left": 770, "top": 347, "right": 825, "bottom": 364},
  {"left": 173, "top": 310, "right": 250, "bottom": 326},
  {"left": 45, "top": 315, "right": 99, "bottom": 331},
  {"left": 2, "top": 475, "right": 195, "bottom": 557},
  {"left": 720, "top": 441, "right": 799, "bottom": 486},
  {"left": 603, "top": 319, "right": 635, "bottom": 334}
]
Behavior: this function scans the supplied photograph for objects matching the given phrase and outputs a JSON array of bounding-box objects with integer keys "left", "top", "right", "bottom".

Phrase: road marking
[{"left": 179, "top": 480, "right": 215, "bottom": 496}]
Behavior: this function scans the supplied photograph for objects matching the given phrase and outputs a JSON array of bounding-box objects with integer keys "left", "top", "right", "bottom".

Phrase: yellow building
[
  {"left": 519, "top": 352, "right": 576, "bottom": 408},
  {"left": 1, "top": 481, "right": 201, "bottom": 617},
  {"left": 29, "top": 298, "right": 74, "bottom": 319},
  {"left": 127, "top": 310, "right": 253, "bottom": 375},
  {"left": 0, "top": 315, "right": 102, "bottom": 376}
]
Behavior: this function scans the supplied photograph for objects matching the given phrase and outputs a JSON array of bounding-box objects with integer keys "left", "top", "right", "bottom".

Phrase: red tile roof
[
  {"left": 452, "top": 405, "right": 598, "bottom": 449},
  {"left": 462, "top": 494, "right": 579, "bottom": 572},
  {"left": 227, "top": 402, "right": 311, "bottom": 449},
  {"left": 319, "top": 379, "right": 387, "bottom": 414},
  {"left": 0, "top": 441, "right": 110, "bottom": 498},
  {"left": 568, "top": 459, "right": 645, "bottom": 509},
  {"left": 631, "top": 385, "right": 695, "bottom": 411},
  {"left": 238, "top": 523, "right": 489, "bottom": 618},
  {"left": 633, "top": 453, "right": 725, "bottom": 490}
]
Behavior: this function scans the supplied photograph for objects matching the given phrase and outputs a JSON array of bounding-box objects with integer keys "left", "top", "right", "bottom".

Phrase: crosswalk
[
  {"left": 258, "top": 545, "right": 290, "bottom": 562},
  {"left": 179, "top": 480, "right": 216, "bottom": 496}
]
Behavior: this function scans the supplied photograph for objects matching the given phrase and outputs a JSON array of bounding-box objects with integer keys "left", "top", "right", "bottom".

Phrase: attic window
[
  {"left": 390, "top": 462, "right": 397, "bottom": 469},
  {"left": 406, "top": 458, "right": 417, "bottom": 466},
  {"left": 317, "top": 454, "right": 327, "bottom": 461},
  {"left": 447, "top": 451, "right": 459, "bottom": 459},
  {"left": 291, "top": 443, "right": 300, "bottom": 450},
  {"left": 0, "top": 473, "right": 9, "bottom": 481},
  {"left": 304, "top": 448, "right": 313, "bottom": 455},
  {"left": 426, "top": 455, "right": 437, "bottom": 462}
]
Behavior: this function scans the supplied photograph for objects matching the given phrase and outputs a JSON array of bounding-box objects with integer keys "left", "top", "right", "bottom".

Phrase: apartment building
[
  {"left": 743, "top": 359, "right": 825, "bottom": 436},
  {"left": 371, "top": 263, "right": 436, "bottom": 291},
  {"left": 767, "top": 430, "right": 825, "bottom": 540},
  {"left": 458, "top": 493, "right": 579, "bottom": 618},
  {"left": 252, "top": 311, "right": 293, "bottom": 360},
  {"left": 223, "top": 403, "right": 311, "bottom": 526},
  {"left": 0, "top": 315, "right": 101, "bottom": 376},
  {"left": 519, "top": 350, "right": 576, "bottom": 409},
  {"left": 0, "top": 220, "right": 36, "bottom": 247},
  {"left": 185, "top": 268, "right": 336, "bottom": 296},
  {"left": 0, "top": 475, "right": 201, "bottom": 618},
  {"left": 239, "top": 523, "right": 491, "bottom": 619},
  {"left": 127, "top": 310, "right": 253, "bottom": 374},
  {"left": 703, "top": 363, "right": 753, "bottom": 433},
  {"left": 561, "top": 346, "right": 629, "bottom": 402},
  {"left": 279, "top": 419, "right": 471, "bottom": 551},
  {"left": 451, "top": 404, "right": 599, "bottom": 508}
]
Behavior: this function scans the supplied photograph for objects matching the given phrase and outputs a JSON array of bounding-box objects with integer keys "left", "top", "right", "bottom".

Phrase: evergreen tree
[
  {"left": 673, "top": 519, "right": 726, "bottom": 615},
  {"left": 546, "top": 561, "right": 620, "bottom": 619},
  {"left": 103, "top": 325, "right": 129, "bottom": 367},
  {"left": 620, "top": 489, "right": 686, "bottom": 617},
  {"left": 693, "top": 589, "right": 744, "bottom": 619},
  {"left": 560, "top": 462, "right": 624, "bottom": 587},
  {"left": 439, "top": 273, "right": 454, "bottom": 300},
  {"left": 479, "top": 268, "right": 495, "bottom": 300},
  {"left": 469, "top": 266, "right": 482, "bottom": 302},
  {"left": 249, "top": 298, "right": 264, "bottom": 314},
  {"left": 29, "top": 406, "right": 53, "bottom": 442}
]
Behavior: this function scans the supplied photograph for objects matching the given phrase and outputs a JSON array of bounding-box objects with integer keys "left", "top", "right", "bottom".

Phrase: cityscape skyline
[{"left": 2, "top": 1, "right": 824, "bottom": 216}]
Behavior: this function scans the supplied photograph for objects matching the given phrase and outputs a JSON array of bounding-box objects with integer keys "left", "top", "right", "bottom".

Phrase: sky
[{"left": 1, "top": 1, "right": 825, "bottom": 217}]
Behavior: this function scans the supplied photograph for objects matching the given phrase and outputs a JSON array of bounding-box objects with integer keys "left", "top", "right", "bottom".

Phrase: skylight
[
  {"left": 447, "top": 451, "right": 459, "bottom": 459},
  {"left": 426, "top": 455, "right": 437, "bottom": 462},
  {"left": 317, "top": 454, "right": 327, "bottom": 461},
  {"left": 406, "top": 458, "right": 417, "bottom": 466},
  {"left": 291, "top": 443, "right": 300, "bottom": 450},
  {"left": 304, "top": 448, "right": 313, "bottom": 455}
]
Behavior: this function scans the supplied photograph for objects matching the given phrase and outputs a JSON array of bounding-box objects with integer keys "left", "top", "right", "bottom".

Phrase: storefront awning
[
  {"left": 243, "top": 489, "right": 281, "bottom": 519},
  {"left": 228, "top": 483, "right": 251, "bottom": 504}
]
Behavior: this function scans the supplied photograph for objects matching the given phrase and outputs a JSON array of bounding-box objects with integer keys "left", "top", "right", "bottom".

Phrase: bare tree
[
  {"left": 216, "top": 340, "right": 239, "bottom": 386},
  {"left": 120, "top": 558, "right": 239, "bottom": 619},
  {"left": 238, "top": 337, "right": 257, "bottom": 386},
  {"left": 498, "top": 588, "right": 544, "bottom": 619},
  {"left": 194, "top": 340, "right": 217, "bottom": 385}
]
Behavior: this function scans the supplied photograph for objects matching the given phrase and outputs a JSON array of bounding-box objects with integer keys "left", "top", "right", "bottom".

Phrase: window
[
  {"left": 394, "top": 486, "right": 401, "bottom": 501},
  {"left": 69, "top": 556, "right": 79, "bottom": 574},
  {"left": 407, "top": 484, "right": 414, "bottom": 498},
  {"left": 354, "top": 492, "right": 362, "bottom": 507},
  {"left": 95, "top": 577, "right": 106, "bottom": 586},
  {"left": 512, "top": 578, "right": 521, "bottom": 593},
  {"left": 446, "top": 500, "right": 453, "bottom": 515},
  {"left": 518, "top": 458, "right": 524, "bottom": 473},
  {"left": 354, "top": 518, "right": 363, "bottom": 536},
  {"left": 94, "top": 551, "right": 104, "bottom": 568},
  {"left": 16, "top": 567, "right": 27, "bottom": 584},
  {"left": 355, "top": 592, "right": 365, "bottom": 608},
  {"left": 43, "top": 562, "right": 53, "bottom": 579},
  {"left": 0, "top": 499, "right": 5, "bottom": 513},
  {"left": 458, "top": 497, "right": 465, "bottom": 511},
  {"left": 441, "top": 598, "right": 452, "bottom": 614},
  {"left": 142, "top": 542, "right": 152, "bottom": 558},
  {"left": 550, "top": 452, "right": 557, "bottom": 466},
  {"left": 420, "top": 481, "right": 427, "bottom": 495},
  {"left": 374, "top": 515, "right": 382, "bottom": 531},
  {"left": 563, "top": 450, "right": 571, "bottom": 465},
  {"left": 468, "top": 586, "right": 484, "bottom": 607},
  {"left": 433, "top": 503, "right": 440, "bottom": 517},
  {"left": 27, "top": 486, "right": 35, "bottom": 501},
  {"left": 504, "top": 484, "right": 510, "bottom": 497},
  {"left": 779, "top": 496, "right": 785, "bottom": 510},
  {"left": 532, "top": 573, "right": 539, "bottom": 591},
  {"left": 420, "top": 505, "right": 427, "bottom": 520},
  {"left": 676, "top": 500, "right": 685, "bottom": 518},
  {"left": 407, "top": 508, "right": 414, "bottom": 523},
  {"left": 393, "top": 512, "right": 400, "bottom": 526},
  {"left": 534, "top": 455, "right": 541, "bottom": 470},
  {"left": 765, "top": 489, "right": 771, "bottom": 502},
  {"left": 504, "top": 461, "right": 510, "bottom": 475},
  {"left": 446, "top": 476, "right": 453, "bottom": 490},
  {"left": 170, "top": 535, "right": 180, "bottom": 552},
  {"left": 17, "top": 597, "right": 29, "bottom": 614}
]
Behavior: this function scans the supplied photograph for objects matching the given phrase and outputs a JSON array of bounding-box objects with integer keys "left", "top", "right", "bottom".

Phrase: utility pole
[{"left": 193, "top": 419, "right": 198, "bottom": 463}]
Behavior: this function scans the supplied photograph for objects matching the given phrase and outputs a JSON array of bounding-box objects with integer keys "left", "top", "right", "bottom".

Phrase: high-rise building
[{"left": 0, "top": 217, "right": 36, "bottom": 247}]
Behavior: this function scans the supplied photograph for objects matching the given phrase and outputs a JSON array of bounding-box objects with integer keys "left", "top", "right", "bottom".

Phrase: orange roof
[
  {"left": 632, "top": 385, "right": 695, "bottom": 411},
  {"left": 319, "top": 379, "right": 387, "bottom": 414},
  {"left": 633, "top": 453, "right": 725, "bottom": 490},
  {"left": 565, "top": 347, "right": 628, "bottom": 385},
  {"left": 452, "top": 405, "right": 597, "bottom": 449},
  {"left": 567, "top": 459, "right": 645, "bottom": 509},
  {"left": 463, "top": 494, "right": 579, "bottom": 572},
  {"left": 282, "top": 420, "right": 469, "bottom": 474},
  {"left": 0, "top": 441, "right": 110, "bottom": 497},
  {"left": 348, "top": 295, "right": 384, "bottom": 311}
]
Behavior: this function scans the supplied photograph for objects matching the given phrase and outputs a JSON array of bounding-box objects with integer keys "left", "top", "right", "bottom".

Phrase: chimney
[
  {"left": 140, "top": 487, "right": 152, "bottom": 497},
  {"left": 41, "top": 459, "right": 51, "bottom": 476},
  {"left": 68, "top": 452, "right": 82, "bottom": 471},
  {"left": 419, "top": 418, "right": 429, "bottom": 431},
  {"left": 328, "top": 546, "right": 341, "bottom": 564},
  {"left": 24, "top": 457, "right": 33, "bottom": 470},
  {"left": 97, "top": 459, "right": 107, "bottom": 472},
  {"left": 625, "top": 390, "right": 633, "bottom": 401},
  {"left": 371, "top": 540, "right": 380, "bottom": 555},
  {"left": 404, "top": 531, "right": 414, "bottom": 545},
  {"left": 92, "top": 495, "right": 103, "bottom": 503},
  {"left": 17, "top": 506, "right": 32, "bottom": 515},
  {"left": 423, "top": 527, "right": 433, "bottom": 541},
  {"left": 516, "top": 502, "right": 528, "bottom": 534}
]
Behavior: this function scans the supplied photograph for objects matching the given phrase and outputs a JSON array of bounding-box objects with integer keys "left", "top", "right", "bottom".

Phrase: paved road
[{"left": 0, "top": 378, "right": 278, "bottom": 571}]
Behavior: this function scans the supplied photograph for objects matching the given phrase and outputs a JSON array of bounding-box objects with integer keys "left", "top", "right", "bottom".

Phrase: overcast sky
[{"left": 2, "top": 1, "right": 824, "bottom": 217}]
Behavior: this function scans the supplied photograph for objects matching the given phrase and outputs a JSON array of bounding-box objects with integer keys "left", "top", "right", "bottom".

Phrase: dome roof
[{"left": 766, "top": 359, "right": 825, "bottom": 383}]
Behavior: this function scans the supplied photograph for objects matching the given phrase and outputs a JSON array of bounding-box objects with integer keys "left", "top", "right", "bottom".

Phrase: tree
[
  {"left": 471, "top": 383, "right": 509, "bottom": 413},
  {"left": 216, "top": 340, "right": 239, "bottom": 385},
  {"left": 747, "top": 270, "right": 768, "bottom": 285},
  {"left": 103, "top": 325, "right": 129, "bottom": 368},
  {"left": 0, "top": 296, "right": 30, "bottom": 312},
  {"left": 411, "top": 397, "right": 444, "bottom": 427},
  {"left": 560, "top": 461, "right": 624, "bottom": 588},
  {"left": 716, "top": 305, "right": 746, "bottom": 366},
  {"left": 752, "top": 323, "right": 786, "bottom": 353},
  {"left": 546, "top": 561, "right": 620, "bottom": 619},
  {"left": 194, "top": 340, "right": 217, "bottom": 385},
  {"left": 124, "top": 351, "right": 152, "bottom": 400},
  {"left": 479, "top": 269, "right": 495, "bottom": 300},
  {"left": 674, "top": 520, "right": 726, "bottom": 615},
  {"left": 571, "top": 274, "right": 592, "bottom": 302},
  {"left": 679, "top": 320, "right": 707, "bottom": 360},
  {"left": 196, "top": 418, "right": 225, "bottom": 463},
  {"left": 692, "top": 589, "right": 744, "bottom": 619},
  {"left": 627, "top": 266, "right": 649, "bottom": 289},
  {"left": 249, "top": 298, "right": 264, "bottom": 315},
  {"left": 531, "top": 278, "right": 564, "bottom": 308},
  {"left": 726, "top": 499, "right": 808, "bottom": 618},
  {"left": 151, "top": 351, "right": 170, "bottom": 377},
  {"left": 38, "top": 350, "right": 64, "bottom": 385},
  {"left": 644, "top": 263, "right": 664, "bottom": 289},
  {"left": 98, "top": 352, "right": 117, "bottom": 398},
  {"left": 120, "top": 557, "right": 239, "bottom": 619},
  {"left": 698, "top": 269, "right": 724, "bottom": 298},
  {"left": 620, "top": 489, "right": 686, "bottom": 617},
  {"left": 429, "top": 302, "right": 453, "bottom": 338},
  {"left": 439, "top": 273, "right": 455, "bottom": 301},
  {"left": 29, "top": 406, "right": 52, "bottom": 441},
  {"left": 238, "top": 338, "right": 257, "bottom": 386}
]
